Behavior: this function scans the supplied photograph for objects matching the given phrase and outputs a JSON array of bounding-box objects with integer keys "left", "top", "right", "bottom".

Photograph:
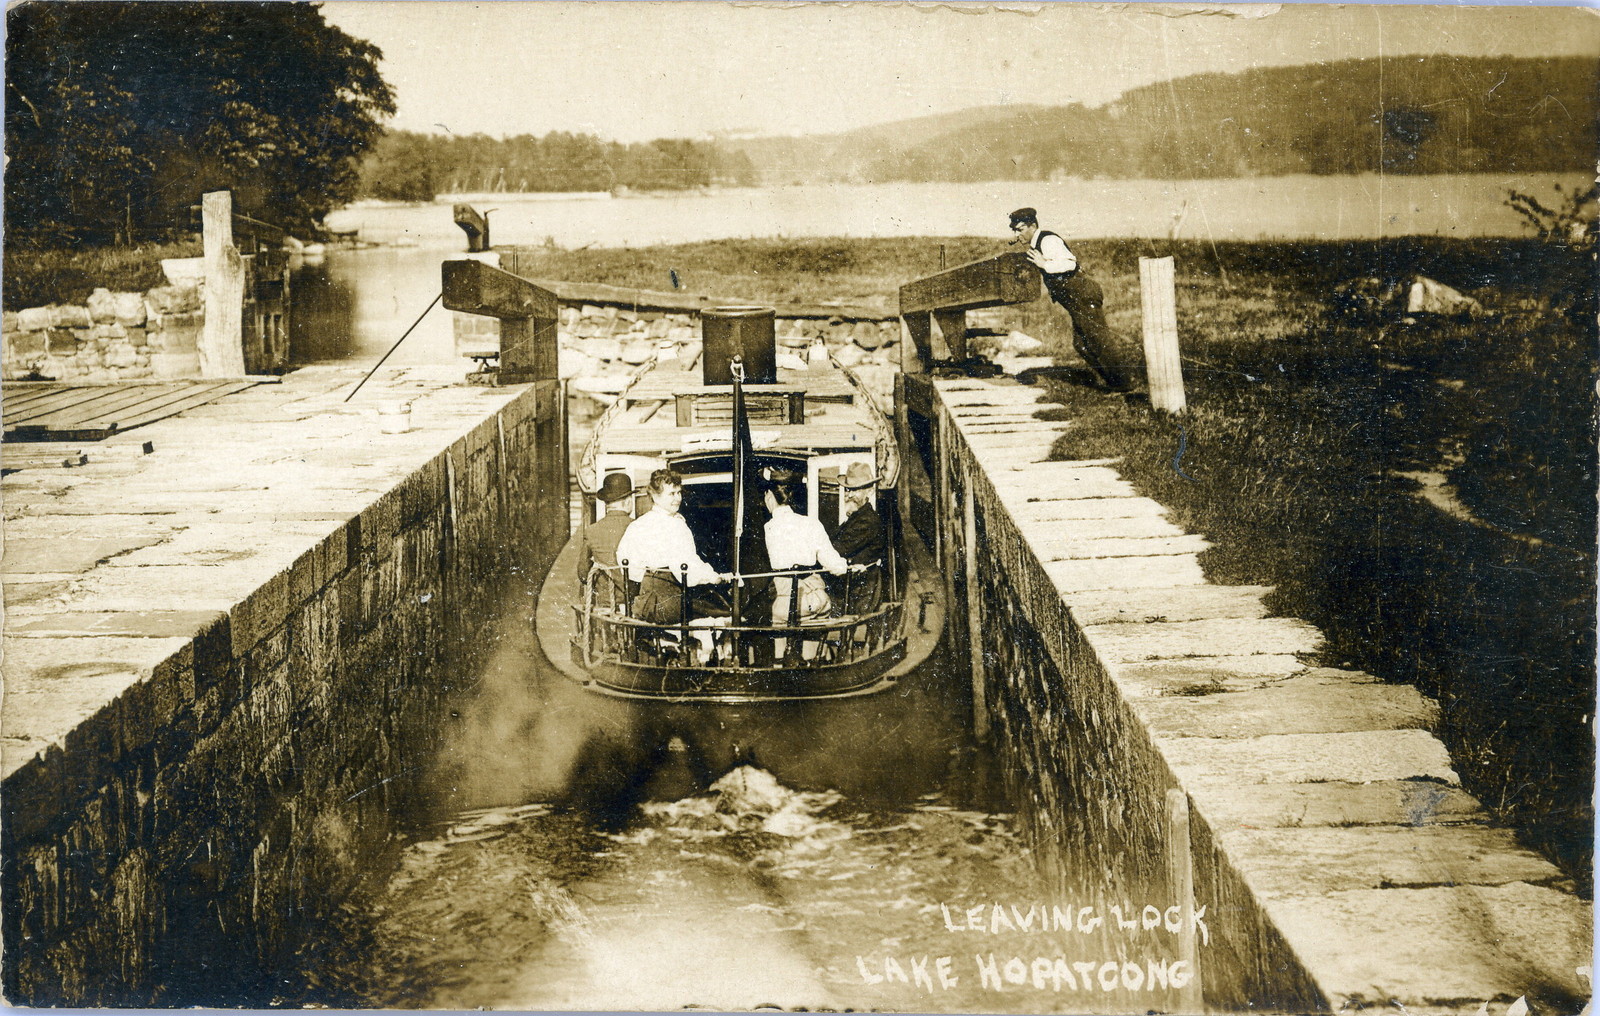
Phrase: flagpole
[{"left": 730, "top": 356, "right": 746, "bottom": 626}]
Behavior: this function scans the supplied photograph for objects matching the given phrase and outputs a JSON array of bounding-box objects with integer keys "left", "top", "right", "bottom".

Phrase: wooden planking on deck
[{"left": 3, "top": 381, "right": 259, "bottom": 442}]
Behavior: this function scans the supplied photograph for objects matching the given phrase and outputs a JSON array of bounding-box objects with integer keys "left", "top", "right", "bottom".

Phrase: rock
[
  {"left": 92, "top": 323, "right": 127, "bottom": 343},
  {"left": 559, "top": 306, "right": 580, "bottom": 328},
  {"left": 833, "top": 342, "right": 867, "bottom": 367},
  {"left": 107, "top": 345, "right": 140, "bottom": 369},
  {"left": 151, "top": 350, "right": 201, "bottom": 378},
  {"left": 580, "top": 304, "right": 603, "bottom": 318},
  {"left": 1004, "top": 329, "right": 1045, "bottom": 355},
  {"left": 559, "top": 347, "right": 600, "bottom": 380},
  {"left": 617, "top": 308, "right": 639, "bottom": 323},
  {"left": 646, "top": 318, "right": 672, "bottom": 339},
  {"left": 47, "top": 329, "right": 82, "bottom": 356},
  {"left": 617, "top": 338, "right": 655, "bottom": 365},
  {"left": 6, "top": 331, "right": 47, "bottom": 359},
  {"left": 112, "top": 292, "right": 146, "bottom": 327},
  {"left": 52, "top": 305, "right": 92, "bottom": 329},
  {"left": 676, "top": 340, "right": 703, "bottom": 365},
  {"left": 667, "top": 325, "right": 696, "bottom": 344},
  {"left": 585, "top": 337, "right": 622, "bottom": 362},
  {"left": 87, "top": 288, "right": 118, "bottom": 323},
  {"left": 2, "top": 312, "right": 18, "bottom": 334},
  {"left": 1407, "top": 276, "right": 1482, "bottom": 317},
  {"left": 777, "top": 352, "right": 808, "bottom": 371},
  {"left": 574, "top": 320, "right": 607, "bottom": 340},
  {"left": 126, "top": 326, "right": 148, "bottom": 348},
  {"left": 17, "top": 307, "right": 53, "bottom": 332},
  {"left": 851, "top": 320, "right": 884, "bottom": 350}
]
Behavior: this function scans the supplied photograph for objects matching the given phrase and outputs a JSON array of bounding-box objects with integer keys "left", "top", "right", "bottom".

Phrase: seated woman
[{"left": 762, "top": 480, "right": 848, "bottom": 626}]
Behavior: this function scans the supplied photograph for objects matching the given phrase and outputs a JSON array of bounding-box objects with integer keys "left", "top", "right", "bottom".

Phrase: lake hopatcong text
[{"left": 854, "top": 902, "right": 1209, "bottom": 994}]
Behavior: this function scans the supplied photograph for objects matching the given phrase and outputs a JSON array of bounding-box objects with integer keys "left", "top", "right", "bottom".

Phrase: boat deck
[{"left": 600, "top": 361, "right": 879, "bottom": 457}]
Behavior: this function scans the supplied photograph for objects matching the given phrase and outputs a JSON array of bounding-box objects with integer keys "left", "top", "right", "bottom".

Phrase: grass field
[
  {"left": 3, "top": 239, "right": 203, "bottom": 310},
  {"left": 516, "top": 234, "right": 1597, "bottom": 887}
]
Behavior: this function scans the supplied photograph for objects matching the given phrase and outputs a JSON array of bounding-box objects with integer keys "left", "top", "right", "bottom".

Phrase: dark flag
[{"left": 729, "top": 357, "right": 772, "bottom": 629}]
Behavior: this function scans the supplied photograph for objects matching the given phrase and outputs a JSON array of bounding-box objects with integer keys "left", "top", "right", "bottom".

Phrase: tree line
[
  {"left": 861, "top": 56, "right": 1595, "bottom": 183},
  {"left": 356, "top": 130, "right": 759, "bottom": 201},
  {"left": 5, "top": 2, "right": 392, "bottom": 246}
]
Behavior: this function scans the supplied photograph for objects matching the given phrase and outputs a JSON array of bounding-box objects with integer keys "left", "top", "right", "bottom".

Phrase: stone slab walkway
[
  {"left": 933, "top": 377, "right": 1591, "bottom": 1010},
  {"left": 2, "top": 365, "right": 530, "bottom": 781}
]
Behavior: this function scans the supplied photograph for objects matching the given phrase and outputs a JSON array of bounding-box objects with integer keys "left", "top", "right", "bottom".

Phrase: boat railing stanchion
[{"left": 679, "top": 564, "right": 691, "bottom": 667}]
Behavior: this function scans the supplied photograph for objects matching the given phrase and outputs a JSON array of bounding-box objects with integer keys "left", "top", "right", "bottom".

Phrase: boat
[{"left": 535, "top": 306, "right": 946, "bottom": 703}]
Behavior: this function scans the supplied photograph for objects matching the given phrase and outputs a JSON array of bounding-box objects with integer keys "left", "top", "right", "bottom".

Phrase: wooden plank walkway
[{"left": 3, "top": 381, "right": 259, "bottom": 442}]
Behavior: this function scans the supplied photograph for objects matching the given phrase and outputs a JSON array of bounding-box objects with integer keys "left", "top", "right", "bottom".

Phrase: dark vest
[{"left": 1032, "top": 229, "right": 1077, "bottom": 279}]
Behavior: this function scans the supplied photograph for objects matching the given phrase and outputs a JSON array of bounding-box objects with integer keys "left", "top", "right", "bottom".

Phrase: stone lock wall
[
  {"left": 2, "top": 285, "right": 204, "bottom": 382},
  {"left": 928, "top": 376, "right": 1590, "bottom": 1012},
  {"left": 3, "top": 254, "right": 288, "bottom": 382},
  {"left": 1, "top": 386, "right": 551, "bottom": 1006}
]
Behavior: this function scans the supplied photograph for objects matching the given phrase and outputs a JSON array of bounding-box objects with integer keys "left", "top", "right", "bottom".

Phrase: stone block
[
  {"left": 1043, "top": 553, "right": 1206, "bottom": 592},
  {"left": 5, "top": 329, "right": 48, "bottom": 361},
  {"left": 851, "top": 320, "right": 883, "bottom": 350},
  {"left": 833, "top": 341, "right": 867, "bottom": 367},
  {"left": 151, "top": 351, "right": 201, "bottom": 379},
  {"left": 87, "top": 288, "right": 118, "bottom": 324},
  {"left": 617, "top": 338, "right": 654, "bottom": 365},
  {"left": 1084, "top": 616, "right": 1323, "bottom": 662},
  {"left": 92, "top": 323, "right": 128, "bottom": 343},
  {"left": 1263, "top": 884, "right": 1592, "bottom": 1004},
  {"left": 1069, "top": 584, "right": 1274, "bottom": 625},
  {"left": 667, "top": 325, "right": 696, "bottom": 343},
  {"left": 1190, "top": 780, "right": 1485, "bottom": 830},
  {"left": 1161, "top": 728, "right": 1460, "bottom": 786},
  {"left": 112, "top": 292, "right": 146, "bottom": 327},
  {"left": 144, "top": 284, "right": 200, "bottom": 315},
  {"left": 1131, "top": 675, "right": 1437, "bottom": 738},
  {"left": 585, "top": 337, "right": 622, "bottom": 362},
  {"left": 51, "top": 305, "right": 93, "bottom": 329},
  {"left": 17, "top": 306, "right": 53, "bottom": 332}
]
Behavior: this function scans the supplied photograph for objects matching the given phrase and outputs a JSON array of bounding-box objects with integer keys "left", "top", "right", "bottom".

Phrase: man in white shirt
[
  {"left": 1009, "top": 206, "right": 1133, "bottom": 393},
  {"left": 616, "top": 468, "right": 729, "bottom": 623}
]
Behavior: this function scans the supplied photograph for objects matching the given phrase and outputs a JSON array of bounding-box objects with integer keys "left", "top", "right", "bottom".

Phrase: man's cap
[
  {"left": 1008, "top": 207, "right": 1038, "bottom": 226},
  {"left": 598, "top": 472, "right": 634, "bottom": 503},
  {"left": 842, "top": 461, "right": 874, "bottom": 489}
]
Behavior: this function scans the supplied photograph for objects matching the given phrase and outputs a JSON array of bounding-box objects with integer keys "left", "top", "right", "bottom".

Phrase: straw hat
[{"left": 841, "top": 461, "right": 874, "bottom": 489}]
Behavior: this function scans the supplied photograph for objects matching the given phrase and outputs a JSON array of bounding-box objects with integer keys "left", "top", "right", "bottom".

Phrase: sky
[{"left": 320, "top": 2, "right": 1600, "bottom": 143}]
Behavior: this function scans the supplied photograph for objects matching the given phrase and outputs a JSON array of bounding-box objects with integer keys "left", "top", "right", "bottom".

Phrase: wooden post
[
  {"left": 1165, "top": 789, "right": 1203, "bottom": 1012},
  {"left": 963, "top": 475, "right": 989, "bottom": 742},
  {"left": 901, "top": 311, "right": 931, "bottom": 374},
  {"left": 933, "top": 309, "right": 966, "bottom": 362},
  {"left": 200, "top": 191, "right": 247, "bottom": 378},
  {"left": 1139, "top": 256, "right": 1186, "bottom": 413}
]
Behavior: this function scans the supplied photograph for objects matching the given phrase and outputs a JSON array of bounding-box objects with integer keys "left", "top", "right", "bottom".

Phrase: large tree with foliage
[{"left": 5, "top": 1, "right": 394, "bottom": 244}]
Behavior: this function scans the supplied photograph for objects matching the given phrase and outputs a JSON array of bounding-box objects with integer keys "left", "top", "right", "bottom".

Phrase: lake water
[{"left": 301, "top": 173, "right": 1584, "bottom": 366}]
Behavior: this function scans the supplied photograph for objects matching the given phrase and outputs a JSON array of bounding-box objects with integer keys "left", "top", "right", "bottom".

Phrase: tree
[{"left": 5, "top": 2, "right": 394, "bottom": 242}]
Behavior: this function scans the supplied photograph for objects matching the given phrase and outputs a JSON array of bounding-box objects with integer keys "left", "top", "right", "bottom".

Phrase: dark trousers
[{"left": 1044, "top": 272, "right": 1132, "bottom": 391}]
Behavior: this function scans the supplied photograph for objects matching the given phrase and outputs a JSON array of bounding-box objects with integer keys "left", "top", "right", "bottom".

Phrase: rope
[{"left": 344, "top": 292, "right": 442, "bottom": 402}]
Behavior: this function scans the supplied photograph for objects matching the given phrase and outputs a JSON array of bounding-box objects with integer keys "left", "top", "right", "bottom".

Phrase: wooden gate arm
[
  {"left": 897, "top": 252, "right": 1040, "bottom": 371},
  {"left": 441, "top": 258, "right": 559, "bottom": 382}
]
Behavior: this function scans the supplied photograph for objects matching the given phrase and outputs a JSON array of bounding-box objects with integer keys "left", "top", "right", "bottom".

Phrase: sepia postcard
[{"left": 1, "top": 1, "right": 1594, "bottom": 1012}]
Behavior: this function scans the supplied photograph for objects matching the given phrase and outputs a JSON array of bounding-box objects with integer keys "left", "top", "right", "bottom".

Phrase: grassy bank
[
  {"left": 517, "top": 234, "right": 1596, "bottom": 885},
  {"left": 3, "top": 240, "right": 203, "bottom": 311}
]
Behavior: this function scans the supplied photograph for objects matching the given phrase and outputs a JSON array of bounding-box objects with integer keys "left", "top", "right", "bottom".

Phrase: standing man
[
  {"left": 576, "top": 471, "right": 635, "bottom": 607},
  {"left": 616, "top": 468, "right": 729, "bottom": 623},
  {"left": 1009, "top": 207, "right": 1133, "bottom": 393}
]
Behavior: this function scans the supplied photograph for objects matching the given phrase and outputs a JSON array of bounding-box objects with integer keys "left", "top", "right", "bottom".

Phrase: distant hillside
[{"left": 727, "top": 56, "right": 1596, "bottom": 183}]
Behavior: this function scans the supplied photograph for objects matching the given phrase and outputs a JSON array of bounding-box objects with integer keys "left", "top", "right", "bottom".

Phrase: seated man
[
  {"left": 576, "top": 471, "right": 635, "bottom": 609},
  {"left": 616, "top": 468, "right": 730, "bottom": 625},
  {"left": 762, "top": 480, "right": 850, "bottom": 625},
  {"left": 830, "top": 461, "right": 885, "bottom": 613}
]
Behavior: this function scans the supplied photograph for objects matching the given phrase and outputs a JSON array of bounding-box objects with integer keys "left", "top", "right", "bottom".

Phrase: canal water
[{"left": 290, "top": 596, "right": 1166, "bottom": 1012}]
